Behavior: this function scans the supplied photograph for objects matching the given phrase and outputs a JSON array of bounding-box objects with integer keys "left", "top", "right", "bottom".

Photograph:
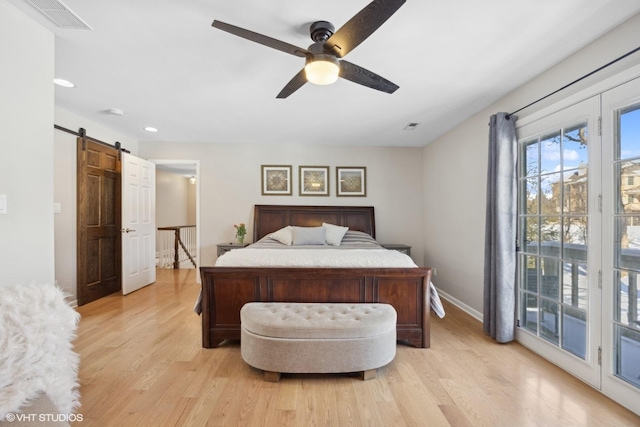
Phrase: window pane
[
  {"left": 521, "top": 292, "right": 538, "bottom": 333},
  {"left": 618, "top": 159, "right": 640, "bottom": 214},
  {"left": 619, "top": 106, "right": 640, "bottom": 161},
  {"left": 523, "top": 140, "right": 539, "bottom": 177},
  {"left": 540, "top": 299, "right": 559, "bottom": 345},
  {"left": 540, "top": 257, "right": 560, "bottom": 300},
  {"left": 562, "top": 306, "right": 586, "bottom": 359},
  {"left": 616, "top": 270, "right": 640, "bottom": 329},
  {"left": 563, "top": 175, "right": 587, "bottom": 214},
  {"left": 524, "top": 217, "right": 539, "bottom": 254},
  {"left": 540, "top": 217, "right": 560, "bottom": 257},
  {"left": 541, "top": 132, "right": 561, "bottom": 174},
  {"left": 562, "top": 123, "right": 588, "bottom": 170},
  {"left": 616, "top": 217, "right": 640, "bottom": 271},
  {"left": 541, "top": 173, "right": 561, "bottom": 215},
  {"left": 524, "top": 177, "right": 539, "bottom": 215},
  {"left": 563, "top": 216, "right": 587, "bottom": 261},
  {"left": 616, "top": 270, "right": 625, "bottom": 324},
  {"left": 614, "top": 325, "right": 640, "bottom": 388},
  {"left": 521, "top": 254, "right": 538, "bottom": 293},
  {"left": 563, "top": 261, "right": 587, "bottom": 310},
  {"left": 562, "top": 123, "right": 589, "bottom": 172}
]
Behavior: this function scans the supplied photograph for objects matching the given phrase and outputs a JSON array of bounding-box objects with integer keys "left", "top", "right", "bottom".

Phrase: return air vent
[{"left": 24, "top": 0, "right": 92, "bottom": 30}]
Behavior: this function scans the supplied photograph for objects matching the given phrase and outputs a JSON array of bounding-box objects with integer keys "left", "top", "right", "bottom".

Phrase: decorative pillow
[
  {"left": 292, "top": 226, "right": 326, "bottom": 245},
  {"left": 322, "top": 222, "right": 349, "bottom": 246},
  {"left": 269, "top": 226, "right": 293, "bottom": 245}
]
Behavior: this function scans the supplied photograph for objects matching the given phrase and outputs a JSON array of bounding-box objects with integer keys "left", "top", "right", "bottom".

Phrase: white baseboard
[
  {"left": 68, "top": 299, "right": 78, "bottom": 308},
  {"left": 436, "top": 288, "right": 483, "bottom": 323}
]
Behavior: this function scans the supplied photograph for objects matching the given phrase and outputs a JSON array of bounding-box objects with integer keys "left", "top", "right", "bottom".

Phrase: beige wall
[
  {"left": 187, "top": 181, "right": 197, "bottom": 225},
  {"left": 0, "top": 2, "right": 55, "bottom": 286},
  {"left": 138, "top": 142, "right": 424, "bottom": 267},
  {"left": 423, "top": 12, "right": 640, "bottom": 319},
  {"left": 156, "top": 169, "right": 194, "bottom": 227}
]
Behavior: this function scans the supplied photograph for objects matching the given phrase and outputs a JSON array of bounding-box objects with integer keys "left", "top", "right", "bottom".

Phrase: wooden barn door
[{"left": 77, "top": 137, "right": 122, "bottom": 305}]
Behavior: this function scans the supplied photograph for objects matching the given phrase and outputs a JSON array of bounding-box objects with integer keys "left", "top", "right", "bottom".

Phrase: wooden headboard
[{"left": 253, "top": 205, "right": 376, "bottom": 241}]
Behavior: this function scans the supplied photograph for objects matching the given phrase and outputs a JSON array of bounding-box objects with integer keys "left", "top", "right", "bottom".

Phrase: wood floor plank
[
  {"left": 275, "top": 377, "right": 299, "bottom": 411},
  {"left": 70, "top": 268, "right": 640, "bottom": 426},
  {"left": 334, "top": 380, "right": 363, "bottom": 427}
]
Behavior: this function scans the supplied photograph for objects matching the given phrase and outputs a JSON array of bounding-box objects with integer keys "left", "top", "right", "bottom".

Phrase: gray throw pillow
[{"left": 292, "top": 226, "right": 326, "bottom": 245}]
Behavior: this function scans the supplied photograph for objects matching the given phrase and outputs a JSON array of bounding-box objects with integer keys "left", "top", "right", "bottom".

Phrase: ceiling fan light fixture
[{"left": 305, "top": 55, "right": 339, "bottom": 86}]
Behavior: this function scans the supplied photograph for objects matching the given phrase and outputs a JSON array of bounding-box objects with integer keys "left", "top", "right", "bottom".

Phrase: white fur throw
[{"left": 0, "top": 283, "right": 80, "bottom": 419}]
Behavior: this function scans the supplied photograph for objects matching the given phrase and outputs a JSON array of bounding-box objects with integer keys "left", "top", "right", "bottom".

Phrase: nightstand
[
  {"left": 217, "top": 242, "right": 250, "bottom": 256},
  {"left": 381, "top": 244, "right": 411, "bottom": 256}
]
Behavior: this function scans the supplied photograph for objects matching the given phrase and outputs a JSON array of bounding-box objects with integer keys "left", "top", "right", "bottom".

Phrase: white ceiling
[{"left": 11, "top": 0, "right": 640, "bottom": 147}]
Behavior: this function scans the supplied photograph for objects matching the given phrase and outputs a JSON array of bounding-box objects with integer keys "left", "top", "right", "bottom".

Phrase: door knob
[{"left": 121, "top": 228, "right": 136, "bottom": 233}]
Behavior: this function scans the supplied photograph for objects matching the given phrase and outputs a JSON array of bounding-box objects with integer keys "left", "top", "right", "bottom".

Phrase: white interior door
[{"left": 122, "top": 152, "right": 156, "bottom": 295}]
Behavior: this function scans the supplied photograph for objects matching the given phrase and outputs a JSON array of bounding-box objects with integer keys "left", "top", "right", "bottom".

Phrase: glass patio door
[
  {"left": 601, "top": 77, "right": 640, "bottom": 412},
  {"left": 516, "top": 96, "right": 602, "bottom": 387}
]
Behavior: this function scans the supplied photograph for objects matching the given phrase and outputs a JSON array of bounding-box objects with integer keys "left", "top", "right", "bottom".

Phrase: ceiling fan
[{"left": 212, "top": 0, "right": 406, "bottom": 98}]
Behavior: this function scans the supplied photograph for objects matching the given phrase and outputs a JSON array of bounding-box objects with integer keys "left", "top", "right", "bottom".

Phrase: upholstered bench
[{"left": 240, "top": 302, "right": 397, "bottom": 382}]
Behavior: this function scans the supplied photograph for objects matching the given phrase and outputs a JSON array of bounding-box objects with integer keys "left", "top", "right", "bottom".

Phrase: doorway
[{"left": 150, "top": 159, "right": 201, "bottom": 282}]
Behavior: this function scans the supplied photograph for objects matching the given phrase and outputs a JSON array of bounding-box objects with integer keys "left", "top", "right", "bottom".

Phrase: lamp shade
[{"left": 305, "top": 55, "right": 340, "bottom": 85}]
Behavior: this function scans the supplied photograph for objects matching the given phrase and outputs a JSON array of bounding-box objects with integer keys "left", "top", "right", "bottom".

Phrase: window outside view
[{"left": 519, "top": 122, "right": 590, "bottom": 360}]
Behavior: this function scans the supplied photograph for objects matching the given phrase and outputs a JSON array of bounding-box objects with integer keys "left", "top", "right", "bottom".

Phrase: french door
[
  {"left": 601, "top": 77, "right": 640, "bottom": 413},
  {"left": 516, "top": 78, "right": 640, "bottom": 415},
  {"left": 516, "top": 96, "right": 602, "bottom": 387}
]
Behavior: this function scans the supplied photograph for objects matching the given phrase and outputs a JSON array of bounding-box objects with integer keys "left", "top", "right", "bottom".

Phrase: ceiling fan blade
[
  {"left": 276, "top": 69, "right": 308, "bottom": 98},
  {"left": 212, "top": 20, "right": 309, "bottom": 58},
  {"left": 339, "top": 60, "right": 399, "bottom": 94},
  {"left": 324, "top": 0, "right": 406, "bottom": 58}
]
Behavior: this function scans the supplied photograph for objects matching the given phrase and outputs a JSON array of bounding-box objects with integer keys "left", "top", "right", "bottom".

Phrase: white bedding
[
  {"left": 215, "top": 247, "right": 418, "bottom": 268},
  {"left": 201, "top": 230, "right": 445, "bottom": 318}
]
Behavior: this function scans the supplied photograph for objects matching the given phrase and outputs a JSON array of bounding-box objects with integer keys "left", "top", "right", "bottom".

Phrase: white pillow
[
  {"left": 292, "top": 226, "right": 326, "bottom": 245},
  {"left": 322, "top": 222, "right": 349, "bottom": 246},
  {"left": 269, "top": 226, "right": 293, "bottom": 245}
]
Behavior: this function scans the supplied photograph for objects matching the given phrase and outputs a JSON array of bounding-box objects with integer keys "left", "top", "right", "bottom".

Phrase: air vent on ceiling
[{"left": 24, "top": 0, "right": 92, "bottom": 30}]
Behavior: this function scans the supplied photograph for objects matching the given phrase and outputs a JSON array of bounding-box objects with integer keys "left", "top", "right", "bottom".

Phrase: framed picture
[
  {"left": 336, "top": 167, "right": 367, "bottom": 197},
  {"left": 299, "top": 166, "right": 329, "bottom": 196},
  {"left": 261, "top": 165, "right": 292, "bottom": 195}
]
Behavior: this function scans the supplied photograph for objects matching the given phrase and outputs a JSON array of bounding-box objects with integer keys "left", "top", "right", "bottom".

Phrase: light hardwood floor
[{"left": 73, "top": 268, "right": 640, "bottom": 426}]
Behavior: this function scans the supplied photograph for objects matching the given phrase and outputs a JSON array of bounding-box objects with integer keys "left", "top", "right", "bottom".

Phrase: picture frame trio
[{"left": 261, "top": 165, "right": 366, "bottom": 197}]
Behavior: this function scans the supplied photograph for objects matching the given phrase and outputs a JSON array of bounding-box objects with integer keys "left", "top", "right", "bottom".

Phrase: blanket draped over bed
[{"left": 198, "top": 205, "right": 441, "bottom": 349}]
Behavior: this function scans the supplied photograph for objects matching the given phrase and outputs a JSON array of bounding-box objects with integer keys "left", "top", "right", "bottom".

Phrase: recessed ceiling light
[
  {"left": 144, "top": 127, "right": 158, "bottom": 133},
  {"left": 54, "top": 78, "right": 75, "bottom": 88}
]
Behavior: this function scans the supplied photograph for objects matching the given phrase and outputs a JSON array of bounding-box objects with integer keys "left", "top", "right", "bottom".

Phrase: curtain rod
[
  {"left": 506, "top": 45, "right": 640, "bottom": 119},
  {"left": 54, "top": 124, "right": 130, "bottom": 153}
]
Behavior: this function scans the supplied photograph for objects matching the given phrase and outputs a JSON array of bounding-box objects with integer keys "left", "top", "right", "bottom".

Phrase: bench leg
[
  {"left": 264, "top": 371, "right": 281, "bottom": 382},
  {"left": 361, "top": 369, "right": 377, "bottom": 381}
]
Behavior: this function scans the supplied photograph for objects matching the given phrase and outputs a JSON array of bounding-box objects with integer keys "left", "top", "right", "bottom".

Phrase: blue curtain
[{"left": 484, "top": 112, "right": 518, "bottom": 343}]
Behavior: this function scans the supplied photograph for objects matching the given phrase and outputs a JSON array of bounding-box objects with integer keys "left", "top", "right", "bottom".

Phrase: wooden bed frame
[{"left": 199, "top": 205, "right": 432, "bottom": 349}]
